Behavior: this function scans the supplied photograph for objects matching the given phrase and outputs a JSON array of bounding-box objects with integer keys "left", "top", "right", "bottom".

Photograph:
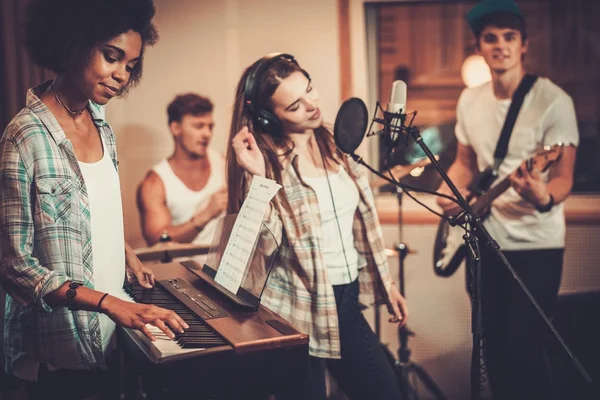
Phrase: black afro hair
[{"left": 25, "top": 0, "right": 159, "bottom": 94}]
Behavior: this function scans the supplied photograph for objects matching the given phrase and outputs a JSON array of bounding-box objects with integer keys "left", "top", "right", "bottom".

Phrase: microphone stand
[
  {"left": 401, "top": 125, "right": 592, "bottom": 400},
  {"left": 392, "top": 186, "right": 447, "bottom": 400},
  {"left": 352, "top": 147, "right": 448, "bottom": 399}
]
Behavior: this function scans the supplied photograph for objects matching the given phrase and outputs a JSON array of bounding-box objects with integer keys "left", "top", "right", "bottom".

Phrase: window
[{"left": 370, "top": 0, "right": 600, "bottom": 193}]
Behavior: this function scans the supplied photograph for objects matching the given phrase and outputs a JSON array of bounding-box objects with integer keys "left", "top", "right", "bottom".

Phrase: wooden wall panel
[{"left": 377, "top": 0, "right": 600, "bottom": 124}]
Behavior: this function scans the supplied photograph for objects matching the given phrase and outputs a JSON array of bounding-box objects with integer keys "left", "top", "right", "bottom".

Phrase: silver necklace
[{"left": 50, "top": 83, "right": 86, "bottom": 116}]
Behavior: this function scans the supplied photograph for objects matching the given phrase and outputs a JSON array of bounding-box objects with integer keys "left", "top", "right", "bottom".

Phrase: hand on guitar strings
[{"left": 509, "top": 161, "right": 551, "bottom": 208}]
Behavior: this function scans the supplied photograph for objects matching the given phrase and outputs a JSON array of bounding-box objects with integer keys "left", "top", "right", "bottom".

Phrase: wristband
[
  {"left": 159, "top": 230, "right": 172, "bottom": 242},
  {"left": 97, "top": 293, "right": 110, "bottom": 312},
  {"left": 536, "top": 194, "right": 554, "bottom": 213}
]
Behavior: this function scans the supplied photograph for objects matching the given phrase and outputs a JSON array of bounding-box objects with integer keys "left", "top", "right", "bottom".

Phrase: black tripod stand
[{"left": 384, "top": 186, "right": 447, "bottom": 400}]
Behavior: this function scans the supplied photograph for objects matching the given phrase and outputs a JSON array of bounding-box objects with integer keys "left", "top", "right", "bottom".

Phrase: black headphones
[{"left": 242, "top": 53, "right": 310, "bottom": 136}]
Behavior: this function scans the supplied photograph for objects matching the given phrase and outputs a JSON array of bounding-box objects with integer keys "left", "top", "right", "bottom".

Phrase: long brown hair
[{"left": 226, "top": 56, "right": 344, "bottom": 217}]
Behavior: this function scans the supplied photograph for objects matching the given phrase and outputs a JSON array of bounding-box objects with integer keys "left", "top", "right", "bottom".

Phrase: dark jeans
[
  {"left": 276, "top": 279, "right": 402, "bottom": 400},
  {"left": 24, "top": 349, "right": 122, "bottom": 400},
  {"left": 472, "top": 247, "right": 564, "bottom": 400}
]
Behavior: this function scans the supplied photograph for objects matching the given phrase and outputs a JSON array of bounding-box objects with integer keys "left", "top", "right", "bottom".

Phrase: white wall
[{"left": 107, "top": 0, "right": 341, "bottom": 247}]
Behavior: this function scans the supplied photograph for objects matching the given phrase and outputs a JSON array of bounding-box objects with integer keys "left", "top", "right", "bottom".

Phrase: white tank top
[
  {"left": 152, "top": 148, "right": 226, "bottom": 245},
  {"left": 303, "top": 166, "right": 362, "bottom": 285},
  {"left": 78, "top": 135, "right": 130, "bottom": 354}
]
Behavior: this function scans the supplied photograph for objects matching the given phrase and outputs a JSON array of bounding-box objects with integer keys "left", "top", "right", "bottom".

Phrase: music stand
[{"left": 182, "top": 213, "right": 280, "bottom": 312}]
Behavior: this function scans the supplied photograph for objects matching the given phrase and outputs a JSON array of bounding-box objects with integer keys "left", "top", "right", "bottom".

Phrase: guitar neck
[
  {"left": 472, "top": 176, "right": 511, "bottom": 214},
  {"left": 467, "top": 145, "right": 562, "bottom": 217}
]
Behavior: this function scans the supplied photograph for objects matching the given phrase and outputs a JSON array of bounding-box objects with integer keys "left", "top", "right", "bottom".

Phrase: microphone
[
  {"left": 383, "top": 80, "right": 407, "bottom": 148},
  {"left": 333, "top": 82, "right": 457, "bottom": 214},
  {"left": 333, "top": 80, "right": 410, "bottom": 155},
  {"left": 388, "top": 80, "right": 407, "bottom": 114}
]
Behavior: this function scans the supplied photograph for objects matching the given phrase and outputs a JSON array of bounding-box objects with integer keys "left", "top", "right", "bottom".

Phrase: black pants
[
  {"left": 277, "top": 279, "right": 402, "bottom": 400},
  {"left": 473, "top": 247, "right": 564, "bottom": 400}
]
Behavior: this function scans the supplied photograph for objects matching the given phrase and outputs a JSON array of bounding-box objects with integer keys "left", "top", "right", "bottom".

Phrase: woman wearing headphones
[{"left": 228, "top": 54, "right": 408, "bottom": 400}]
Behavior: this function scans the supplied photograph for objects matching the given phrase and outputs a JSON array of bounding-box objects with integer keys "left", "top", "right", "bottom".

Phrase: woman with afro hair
[{"left": 0, "top": 0, "right": 187, "bottom": 398}]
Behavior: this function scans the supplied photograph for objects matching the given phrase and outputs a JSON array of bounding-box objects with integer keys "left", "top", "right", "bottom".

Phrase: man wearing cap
[{"left": 437, "top": 1, "right": 579, "bottom": 398}]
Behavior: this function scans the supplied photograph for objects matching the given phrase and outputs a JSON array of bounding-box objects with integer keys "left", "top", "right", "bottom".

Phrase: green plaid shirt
[
  {"left": 0, "top": 81, "right": 119, "bottom": 373},
  {"left": 259, "top": 149, "right": 393, "bottom": 359}
]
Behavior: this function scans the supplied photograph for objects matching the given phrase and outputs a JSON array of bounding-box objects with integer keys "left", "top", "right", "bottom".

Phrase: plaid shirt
[
  {"left": 259, "top": 150, "right": 393, "bottom": 359},
  {"left": 0, "top": 81, "right": 119, "bottom": 373}
]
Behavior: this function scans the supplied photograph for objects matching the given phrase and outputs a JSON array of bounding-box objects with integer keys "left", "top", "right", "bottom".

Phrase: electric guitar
[{"left": 433, "top": 143, "right": 564, "bottom": 277}]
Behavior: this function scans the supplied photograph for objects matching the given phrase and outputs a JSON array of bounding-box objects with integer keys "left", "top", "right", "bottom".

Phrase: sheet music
[{"left": 214, "top": 176, "right": 281, "bottom": 293}]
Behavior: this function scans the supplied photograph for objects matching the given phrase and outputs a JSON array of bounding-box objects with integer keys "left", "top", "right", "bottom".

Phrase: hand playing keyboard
[{"left": 100, "top": 295, "right": 189, "bottom": 341}]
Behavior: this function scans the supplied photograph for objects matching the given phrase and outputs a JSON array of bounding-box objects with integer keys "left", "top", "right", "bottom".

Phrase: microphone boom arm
[{"left": 346, "top": 151, "right": 458, "bottom": 206}]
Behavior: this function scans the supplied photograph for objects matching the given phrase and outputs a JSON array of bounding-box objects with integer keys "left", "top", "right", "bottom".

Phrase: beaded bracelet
[{"left": 66, "top": 281, "right": 82, "bottom": 311}]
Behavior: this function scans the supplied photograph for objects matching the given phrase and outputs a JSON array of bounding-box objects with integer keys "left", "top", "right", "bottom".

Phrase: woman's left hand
[
  {"left": 387, "top": 283, "right": 408, "bottom": 327},
  {"left": 125, "top": 242, "right": 155, "bottom": 289}
]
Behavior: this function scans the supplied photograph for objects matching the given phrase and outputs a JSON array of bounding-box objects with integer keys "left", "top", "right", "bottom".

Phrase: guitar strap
[
  {"left": 475, "top": 74, "right": 538, "bottom": 192},
  {"left": 491, "top": 73, "right": 539, "bottom": 173}
]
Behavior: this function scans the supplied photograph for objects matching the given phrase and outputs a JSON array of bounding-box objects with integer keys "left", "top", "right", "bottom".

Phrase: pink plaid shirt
[{"left": 256, "top": 149, "right": 393, "bottom": 359}]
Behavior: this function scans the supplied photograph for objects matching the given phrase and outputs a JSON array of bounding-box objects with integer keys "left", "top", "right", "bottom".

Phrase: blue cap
[{"left": 466, "top": 0, "right": 524, "bottom": 33}]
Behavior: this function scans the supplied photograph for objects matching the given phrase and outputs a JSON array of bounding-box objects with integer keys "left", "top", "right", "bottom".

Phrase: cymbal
[
  {"left": 371, "top": 156, "right": 438, "bottom": 190},
  {"left": 135, "top": 242, "right": 210, "bottom": 262},
  {"left": 385, "top": 247, "right": 417, "bottom": 257}
]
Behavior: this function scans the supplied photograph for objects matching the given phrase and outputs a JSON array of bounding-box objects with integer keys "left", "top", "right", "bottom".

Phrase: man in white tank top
[{"left": 137, "top": 93, "right": 227, "bottom": 247}]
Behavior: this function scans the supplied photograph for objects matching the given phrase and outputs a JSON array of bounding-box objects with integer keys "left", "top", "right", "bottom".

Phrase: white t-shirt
[
  {"left": 152, "top": 148, "right": 226, "bottom": 245},
  {"left": 303, "top": 166, "right": 362, "bottom": 285},
  {"left": 455, "top": 77, "right": 579, "bottom": 250}
]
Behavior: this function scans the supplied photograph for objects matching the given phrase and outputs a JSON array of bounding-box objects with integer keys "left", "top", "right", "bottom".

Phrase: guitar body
[
  {"left": 433, "top": 172, "right": 493, "bottom": 278},
  {"left": 432, "top": 144, "right": 563, "bottom": 277},
  {"left": 433, "top": 219, "right": 468, "bottom": 277}
]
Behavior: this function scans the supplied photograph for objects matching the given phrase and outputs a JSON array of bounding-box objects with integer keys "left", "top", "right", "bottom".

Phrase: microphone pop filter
[{"left": 333, "top": 97, "right": 368, "bottom": 155}]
